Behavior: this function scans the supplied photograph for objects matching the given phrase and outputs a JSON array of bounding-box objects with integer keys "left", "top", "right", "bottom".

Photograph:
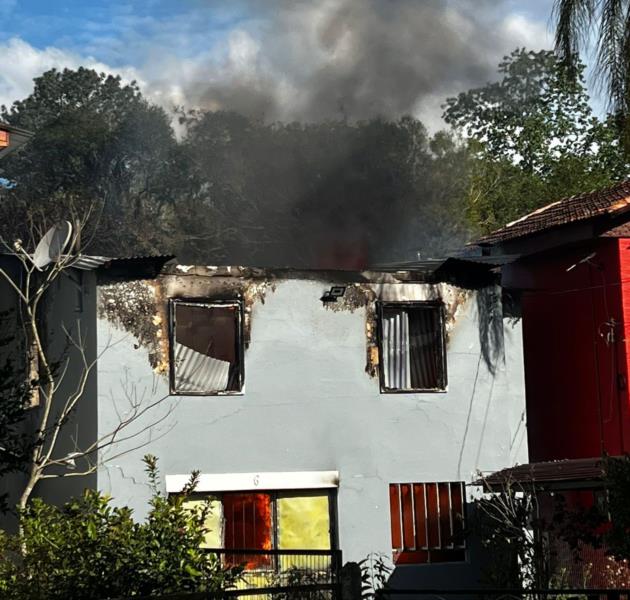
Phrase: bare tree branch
[{"left": 1, "top": 221, "right": 172, "bottom": 510}]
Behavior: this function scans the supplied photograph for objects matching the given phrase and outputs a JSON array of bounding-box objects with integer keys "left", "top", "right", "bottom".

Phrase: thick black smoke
[
  {"left": 139, "top": 0, "right": 549, "bottom": 266},
  {"left": 172, "top": 0, "right": 547, "bottom": 127}
]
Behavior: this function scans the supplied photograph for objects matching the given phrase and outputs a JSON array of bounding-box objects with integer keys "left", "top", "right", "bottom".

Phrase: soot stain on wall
[
  {"left": 99, "top": 269, "right": 474, "bottom": 382},
  {"left": 321, "top": 282, "right": 471, "bottom": 378},
  {"left": 98, "top": 272, "right": 275, "bottom": 374},
  {"left": 97, "top": 280, "right": 165, "bottom": 371}
]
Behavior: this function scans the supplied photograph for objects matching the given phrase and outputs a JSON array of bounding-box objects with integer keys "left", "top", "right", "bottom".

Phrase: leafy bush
[
  {"left": 604, "top": 454, "right": 630, "bottom": 561},
  {"left": 359, "top": 552, "right": 392, "bottom": 599},
  {"left": 0, "top": 455, "right": 240, "bottom": 600}
]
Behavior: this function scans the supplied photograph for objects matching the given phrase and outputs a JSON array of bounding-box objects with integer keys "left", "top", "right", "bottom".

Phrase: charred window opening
[
  {"left": 389, "top": 481, "right": 466, "bottom": 564},
  {"left": 378, "top": 301, "right": 447, "bottom": 393},
  {"left": 170, "top": 299, "right": 243, "bottom": 394}
]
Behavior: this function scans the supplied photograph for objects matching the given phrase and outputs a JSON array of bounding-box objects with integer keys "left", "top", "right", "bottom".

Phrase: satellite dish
[{"left": 32, "top": 221, "right": 73, "bottom": 270}]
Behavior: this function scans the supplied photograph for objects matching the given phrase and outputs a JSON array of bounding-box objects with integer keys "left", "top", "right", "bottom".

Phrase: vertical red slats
[
  {"left": 400, "top": 484, "right": 414, "bottom": 549},
  {"left": 426, "top": 483, "right": 440, "bottom": 548},
  {"left": 438, "top": 483, "right": 451, "bottom": 547},
  {"left": 389, "top": 484, "right": 402, "bottom": 550},
  {"left": 390, "top": 481, "right": 466, "bottom": 563},
  {"left": 413, "top": 484, "right": 427, "bottom": 549}
]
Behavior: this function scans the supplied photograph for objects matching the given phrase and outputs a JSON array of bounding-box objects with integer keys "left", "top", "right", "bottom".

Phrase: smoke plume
[{"left": 147, "top": 0, "right": 549, "bottom": 128}]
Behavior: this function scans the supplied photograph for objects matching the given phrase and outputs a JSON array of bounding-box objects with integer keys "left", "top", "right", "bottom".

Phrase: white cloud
[
  {"left": 0, "top": 37, "right": 143, "bottom": 111},
  {"left": 131, "top": 1, "right": 556, "bottom": 129},
  {"left": 0, "top": 3, "right": 555, "bottom": 131},
  {"left": 501, "top": 13, "right": 552, "bottom": 50}
]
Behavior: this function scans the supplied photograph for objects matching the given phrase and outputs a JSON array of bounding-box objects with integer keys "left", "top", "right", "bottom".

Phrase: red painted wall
[
  {"left": 505, "top": 238, "right": 630, "bottom": 462},
  {"left": 616, "top": 238, "right": 630, "bottom": 448}
]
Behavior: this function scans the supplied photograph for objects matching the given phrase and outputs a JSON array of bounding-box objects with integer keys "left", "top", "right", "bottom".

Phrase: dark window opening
[
  {"left": 379, "top": 302, "right": 447, "bottom": 392},
  {"left": 170, "top": 300, "right": 243, "bottom": 394},
  {"left": 389, "top": 481, "right": 465, "bottom": 564}
]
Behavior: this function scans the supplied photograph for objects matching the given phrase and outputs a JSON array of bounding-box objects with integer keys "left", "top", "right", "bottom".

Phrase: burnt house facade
[{"left": 94, "top": 263, "right": 527, "bottom": 586}]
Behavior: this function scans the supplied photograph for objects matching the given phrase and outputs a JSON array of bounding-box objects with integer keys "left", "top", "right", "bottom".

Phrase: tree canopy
[
  {"left": 444, "top": 48, "right": 629, "bottom": 234},
  {"left": 0, "top": 68, "right": 179, "bottom": 255},
  {"left": 176, "top": 111, "right": 470, "bottom": 265},
  {"left": 553, "top": 0, "right": 630, "bottom": 153},
  {"left": 0, "top": 52, "right": 627, "bottom": 263},
  {"left": 0, "top": 67, "right": 472, "bottom": 267}
]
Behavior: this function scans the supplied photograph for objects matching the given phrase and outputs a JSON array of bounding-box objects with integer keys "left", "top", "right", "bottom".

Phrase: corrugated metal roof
[
  {"left": 478, "top": 180, "right": 630, "bottom": 246},
  {"left": 0, "top": 253, "right": 174, "bottom": 280},
  {"left": 173, "top": 342, "right": 230, "bottom": 393},
  {"left": 71, "top": 255, "right": 111, "bottom": 270},
  {"left": 95, "top": 254, "right": 174, "bottom": 282},
  {"left": 446, "top": 253, "right": 521, "bottom": 266},
  {"left": 370, "top": 258, "right": 446, "bottom": 272},
  {"left": 473, "top": 457, "right": 606, "bottom": 490},
  {"left": 29, "top": 254, "right": 173, "bottom": 272}
]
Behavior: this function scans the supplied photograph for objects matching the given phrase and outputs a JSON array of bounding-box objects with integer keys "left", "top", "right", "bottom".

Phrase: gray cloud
[
  {"left": 163, "top": 0, "right": 551, "bottom": 128},
  {"left": 0, "top": 1, "right": 552, "bottom": 130}
]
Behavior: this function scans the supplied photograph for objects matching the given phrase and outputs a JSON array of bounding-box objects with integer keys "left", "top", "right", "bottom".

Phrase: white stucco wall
[{"left": 96, "top": 275, "right": 527, "bottom": 585}]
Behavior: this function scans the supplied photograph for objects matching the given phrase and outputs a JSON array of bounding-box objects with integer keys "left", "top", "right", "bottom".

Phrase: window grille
[
  {"left": 379, "top": 302, "right": 447, "bottom": 392},
  {"left": 389, "top": 481, "right": 465, "bottom": 564}
]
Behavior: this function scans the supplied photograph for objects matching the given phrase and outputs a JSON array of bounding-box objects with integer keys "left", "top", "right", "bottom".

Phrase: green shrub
[{"left": 0, "top": 455, "right": 240, "bottom": 600}]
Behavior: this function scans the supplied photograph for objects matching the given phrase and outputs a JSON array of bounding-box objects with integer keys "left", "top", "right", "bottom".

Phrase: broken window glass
[
  {"left": 379, "top": 302, "right": 446, "bottom": 392},
  {"left": 171, "top": 300, "right": 243, "bottom": 394}
]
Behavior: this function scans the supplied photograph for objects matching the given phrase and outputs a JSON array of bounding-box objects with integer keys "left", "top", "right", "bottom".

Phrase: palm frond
[
  {"left": 553, "top": 0, "right": 597, "bottom": 71},
  {"left": 596, "top": 0, "right": 626, "bottom": 110},
  {"left": 618, "top": 3, "right": 630, "bottom": 120}
]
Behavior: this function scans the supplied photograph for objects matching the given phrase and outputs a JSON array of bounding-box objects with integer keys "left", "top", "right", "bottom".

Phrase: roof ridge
[{"left": 477, "top": 178, "right": 630, "bottom": 246}]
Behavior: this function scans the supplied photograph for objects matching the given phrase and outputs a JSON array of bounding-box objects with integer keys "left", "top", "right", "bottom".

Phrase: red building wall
[{"left": 504, "top": 238, "right": 630, "bottom": 462}]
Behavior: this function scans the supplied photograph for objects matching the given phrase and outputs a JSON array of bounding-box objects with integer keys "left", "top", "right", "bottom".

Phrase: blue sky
[
  {"left": 2, "top": 1, "right": 246, "bottom": 62},
  {"left": 0, "top": 0, "right": 562, "bottom": 128}
]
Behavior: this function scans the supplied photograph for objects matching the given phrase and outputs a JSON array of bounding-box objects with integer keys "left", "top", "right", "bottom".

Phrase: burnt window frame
[
  {"left": 169, "top": 298, "right": 245, "bottom": 396},
  {"left": 377, "top": 301, "right": 447, "bottom": 394}
]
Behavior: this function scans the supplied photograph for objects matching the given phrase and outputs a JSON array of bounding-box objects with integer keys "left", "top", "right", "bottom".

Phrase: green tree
[
  {"left": 0, "top": 456, "right": 240, "bottom": 600},
  {"left": 603, "top": 454, "right": 630, "bottom": 560},
  {"left": 444, "top": 48, "right": 628, "bottom": 234},
  {"left": 0, "top": 67, "right": 179, "bottom": 256},
  {"left": 0, "top": 352, "right": 36, "bottom": 514},
  {"left": 1, "top": 67, "right": 471, "bottom": 266},
  {"left": 554, "top": 0, "right": 630, "bottom": 152}
]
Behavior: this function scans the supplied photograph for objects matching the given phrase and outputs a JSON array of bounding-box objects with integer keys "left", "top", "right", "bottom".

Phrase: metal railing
[
  {"left": 205, "top": 548, "right": 342, "bottom": 598},
  {"left": 374, "top": 588, "right": 630, "bottom": 600}
]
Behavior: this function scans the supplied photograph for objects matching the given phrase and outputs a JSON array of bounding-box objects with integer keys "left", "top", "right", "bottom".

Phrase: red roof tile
[{"left": 478, "top": 180, "right": 630, "bottom": 245}]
